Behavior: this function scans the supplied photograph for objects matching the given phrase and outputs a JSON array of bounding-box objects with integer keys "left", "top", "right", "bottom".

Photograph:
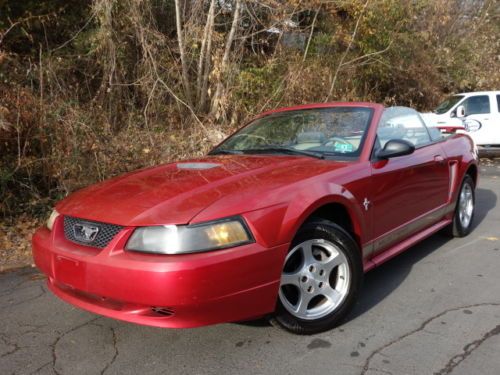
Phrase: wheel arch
[
  {"left": 465, "top": 163, "right": 478, "bottom": 186},
  {"left": 287, "top": 195, "right": 365, "bottom": 252},
  {"left": 305, "top": 203, "right": 359, "bottom": 244}
]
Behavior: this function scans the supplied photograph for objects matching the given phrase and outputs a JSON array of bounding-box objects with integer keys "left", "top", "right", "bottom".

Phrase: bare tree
[
  {"left": 210, "top": 0, "right": 242, "bottom": 117},
  {"left": 174, "top": 0, "right": 193, "bottom": 106},
  {"left": 196, "top": 0, "right": 216, "bottom": 111},
  {"left": 325, "top": 0, "right": 370, "bottom": 102}
]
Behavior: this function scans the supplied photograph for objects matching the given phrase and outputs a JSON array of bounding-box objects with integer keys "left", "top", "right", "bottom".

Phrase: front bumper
[{"left": 32, "top": 217, "right": 288, "bottom": 328}]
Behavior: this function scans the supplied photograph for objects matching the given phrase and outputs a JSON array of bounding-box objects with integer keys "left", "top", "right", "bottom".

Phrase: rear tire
[
  {"left": 270, "top": 221, "right": 362, "bottom": 335},
  {"left": 445, "top": 175, "right": 475, "bottom": 237}
]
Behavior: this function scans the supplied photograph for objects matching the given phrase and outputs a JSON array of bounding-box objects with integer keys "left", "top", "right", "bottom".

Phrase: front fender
[
  {"left": 278, "top": 183, "right": 366, "bottom": 246},
  {"left": 241, "top": 182, "right": 366, "bottom": 248}
]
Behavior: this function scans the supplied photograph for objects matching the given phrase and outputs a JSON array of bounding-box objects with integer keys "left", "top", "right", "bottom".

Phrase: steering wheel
[{"left": 324, "top": 137, "right": 355, "bottom": 147}]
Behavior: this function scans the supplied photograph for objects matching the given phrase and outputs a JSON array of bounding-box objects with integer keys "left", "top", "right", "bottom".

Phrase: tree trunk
[
  {"left": 210, "top": 0, "right": 241, "bottom": 117},
  {"left": 196, "top": 0, "right": 216, "bottom": 111},
  {"left": 174, "top": 0, "right": 193, "bottom": 106}
]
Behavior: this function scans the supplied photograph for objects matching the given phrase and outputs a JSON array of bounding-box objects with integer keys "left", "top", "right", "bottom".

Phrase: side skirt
[{"left": 363, "top": 218, "right": 452, "bottom": 272}]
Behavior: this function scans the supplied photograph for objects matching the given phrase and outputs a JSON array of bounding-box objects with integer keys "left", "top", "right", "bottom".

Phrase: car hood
[{"left": 56, "top": 155, "right": 348, "bottom": 226}]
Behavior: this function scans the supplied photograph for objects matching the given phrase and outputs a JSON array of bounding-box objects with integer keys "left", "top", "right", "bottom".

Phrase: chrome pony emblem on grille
[{"left": 73, "top": 223, "right": 100, "bottom": 242}]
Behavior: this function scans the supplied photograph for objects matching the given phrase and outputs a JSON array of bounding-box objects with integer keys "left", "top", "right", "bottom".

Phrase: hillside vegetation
[{"left": 1, "top": 0, "right": 499, "bottom": 221}]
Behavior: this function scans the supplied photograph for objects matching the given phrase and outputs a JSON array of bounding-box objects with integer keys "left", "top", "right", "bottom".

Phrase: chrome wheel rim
[
  {"left": 458, "top": 182, "right": 474, "bottom": 228},
  {"left": 278, "top": 239, "right": 351, "bottom": 320}
]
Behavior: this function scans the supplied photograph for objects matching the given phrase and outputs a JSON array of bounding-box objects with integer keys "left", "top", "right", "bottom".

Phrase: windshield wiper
[
  {"left": 209, "top": 149, "right": 244, "bottom": 155},
  {"left": 243, "top": 146, "right": 325, "bottom": 159}
]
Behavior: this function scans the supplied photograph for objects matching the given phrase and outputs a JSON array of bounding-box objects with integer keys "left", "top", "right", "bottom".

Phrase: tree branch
[
  {"left": 174, "top": 0, "right": 193, "bottom": 106},
  {"left": 210, "top": 0, "right": 242, "bottom": 117},
  {"left": 325, "top": 0, "right": 370, "bottom": 102},
  {"left": 303, "top": 7, "right": 321, "bottom": 62},
  {"left": 196, "top": 0, "right": 216, "bottom": 110}
]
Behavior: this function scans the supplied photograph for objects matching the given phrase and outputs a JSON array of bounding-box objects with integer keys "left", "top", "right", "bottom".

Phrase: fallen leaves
[
  {"left": 484, "top": 237, "right": 499, "bottom": 241},
  {"left": 0, "top": 215, "right": 42, "bottom": 272}
]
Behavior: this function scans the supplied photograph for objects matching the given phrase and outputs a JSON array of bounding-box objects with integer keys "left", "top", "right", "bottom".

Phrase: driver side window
[
  {"left": 462, "top": 95, "right": 490, "bottom": 116},
  {"left": 376, "top": 107, "right": 431, "bottom": 149}
]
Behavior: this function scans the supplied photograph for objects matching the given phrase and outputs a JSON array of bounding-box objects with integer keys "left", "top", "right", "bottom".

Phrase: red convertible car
[{"left": 32, "top": 102, "right": 478, "bottom": 334}]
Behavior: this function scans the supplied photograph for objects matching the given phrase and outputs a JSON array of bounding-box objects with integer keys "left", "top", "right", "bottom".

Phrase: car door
[
  {"left": 492, "top": 94, "right": 500, "bottom": 145},
  {"left": 460, "top": 94, "right": 499, "bottom": 145},
  {"left": 369, "top": 107, "right": 449, "bottom": 254}
]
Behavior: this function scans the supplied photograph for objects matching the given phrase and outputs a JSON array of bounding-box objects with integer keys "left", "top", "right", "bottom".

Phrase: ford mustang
[{"left": 32, "top": 102, "right": 478, "bottom": 334}]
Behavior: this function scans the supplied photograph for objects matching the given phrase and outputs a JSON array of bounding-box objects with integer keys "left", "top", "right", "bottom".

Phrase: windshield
[
  {"left": 211, "top": 107, "right": 373, "bottom": 159},
  {"left": 434, "top": 95, "right": 464, "bottom": 114}
]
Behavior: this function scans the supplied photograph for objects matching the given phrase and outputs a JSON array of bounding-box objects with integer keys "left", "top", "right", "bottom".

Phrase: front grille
[{"left": 63, "top": 216, "right": 123, "bottom": 248}]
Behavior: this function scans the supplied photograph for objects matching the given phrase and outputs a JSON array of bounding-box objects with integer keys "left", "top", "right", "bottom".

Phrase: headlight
[
  {"left": 46, "top": 209, "right": 60, "bottom": 231},
  {"left": 125, "top": 217, "right": 253, "bottom": 254}
]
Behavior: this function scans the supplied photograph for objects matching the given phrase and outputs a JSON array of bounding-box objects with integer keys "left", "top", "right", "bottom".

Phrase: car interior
[{"left": 292, "top": 131, "right": 363, "bottom": 154}]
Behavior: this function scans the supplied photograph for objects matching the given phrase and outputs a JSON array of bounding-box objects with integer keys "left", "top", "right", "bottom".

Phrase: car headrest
[{"left": 296, "top": 132, "right": 326, "bottom": 144}]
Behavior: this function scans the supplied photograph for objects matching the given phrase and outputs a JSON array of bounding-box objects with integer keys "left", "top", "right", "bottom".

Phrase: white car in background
[{"left": 421, "top": 91, "right": 500, "bottom": 155}]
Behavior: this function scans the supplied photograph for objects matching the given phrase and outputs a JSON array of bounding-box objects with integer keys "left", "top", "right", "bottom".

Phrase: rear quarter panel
[{"left": 441, "top": 133, "right": 478, "bottom": 207}]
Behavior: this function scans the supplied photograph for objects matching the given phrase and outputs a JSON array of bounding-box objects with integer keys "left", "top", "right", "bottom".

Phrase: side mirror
[
  {"left": 376, "top": 139, "right": 415, "bottom": 159},
  {"left": 456, "top": 105, "right": 465, "bottom": 118}
]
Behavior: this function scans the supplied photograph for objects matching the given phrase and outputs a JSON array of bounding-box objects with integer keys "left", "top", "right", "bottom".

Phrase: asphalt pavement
[{"left": 1, "top": 163, "right": 499, "bottom": 375}]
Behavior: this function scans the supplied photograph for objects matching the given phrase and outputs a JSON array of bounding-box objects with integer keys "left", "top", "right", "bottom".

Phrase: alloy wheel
[
  {"left": 278, "top": 239, "right": 350, "bottom": 320},
  {"left": 458, "top": 182, "right": 474, "bottom": 229}
]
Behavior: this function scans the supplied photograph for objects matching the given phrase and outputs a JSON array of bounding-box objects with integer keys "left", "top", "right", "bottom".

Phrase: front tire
[
  {"left": 270, "top": 221, "right": 362, "bottom": 334},
  {"left": 446, "top": 175, "right": 475, "bottom": 237}
]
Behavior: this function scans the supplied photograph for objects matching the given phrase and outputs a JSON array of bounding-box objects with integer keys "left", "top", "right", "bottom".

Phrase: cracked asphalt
[{"left": 1, "top": 163, "right": 500, "bottom": 375}]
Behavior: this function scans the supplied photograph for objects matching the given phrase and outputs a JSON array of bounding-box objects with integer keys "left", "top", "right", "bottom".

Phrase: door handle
[{"left": 434, "top": 155, "right": 445, "bottom": 164}]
